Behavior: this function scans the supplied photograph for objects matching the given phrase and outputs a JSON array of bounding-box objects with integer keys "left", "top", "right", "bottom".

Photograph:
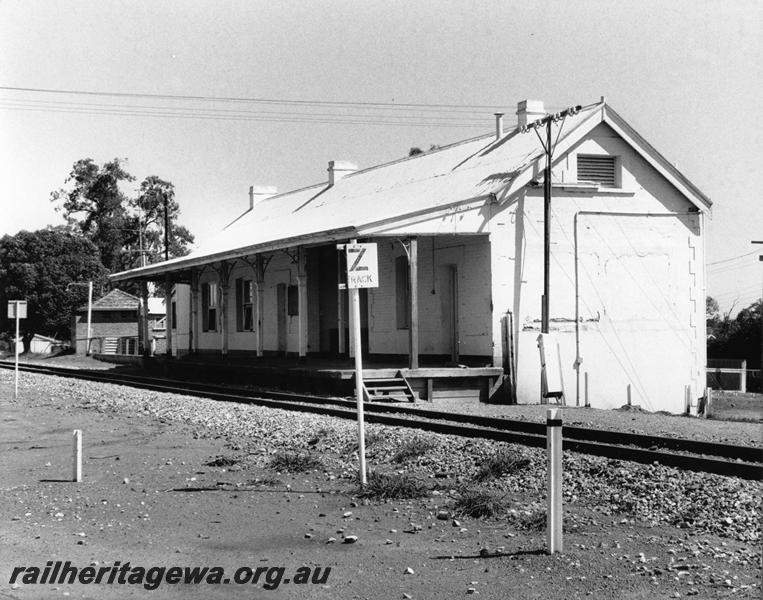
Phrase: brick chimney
[
  {"left": 249, "top": 185, "right": 278, "bottom": 209},
  {"left": 328, "top": 160, "right": 358, "bottom": 186},
  {"left": 516, "top": 100, "right": 546, "bottom": 127}
]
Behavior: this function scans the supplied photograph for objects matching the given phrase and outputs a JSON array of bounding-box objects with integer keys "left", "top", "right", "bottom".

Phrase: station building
[{"left": 112, "top": 99, "right": 710, "bottom": 413}]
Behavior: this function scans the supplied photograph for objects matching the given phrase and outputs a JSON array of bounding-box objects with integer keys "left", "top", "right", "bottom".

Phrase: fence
[{"left": 706, "top": 359, "right": 762, "bottom": 393}]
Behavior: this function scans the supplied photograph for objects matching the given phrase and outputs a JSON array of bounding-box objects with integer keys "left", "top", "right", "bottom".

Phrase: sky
[{"left": 0, "top": 0, "right": 761, "bottom": 314}]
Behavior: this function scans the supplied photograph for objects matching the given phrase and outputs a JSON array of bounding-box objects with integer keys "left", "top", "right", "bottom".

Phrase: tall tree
[
  {"left": 134, "top": 175, "right": 194, "bottom": 266},
  {"left": 51, "top": 161, "right": 195, "bottom": 278},
  {"left": 0, "top": 227, "right": 108, "bottom": 351},
  {"left": 50, "top": 158, "right": 135, "bottom": 273}
]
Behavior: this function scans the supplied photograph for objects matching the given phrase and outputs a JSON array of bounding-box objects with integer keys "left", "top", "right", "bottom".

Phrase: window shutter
[
  {"left": 201, "top": 283, "right": 209, "bottom": 331},
  {"left": 235, "top": 278, "right": 243, "bottom": 331},
  {"left": 395, "top": 255, "right": 410, "bottom": 329}
]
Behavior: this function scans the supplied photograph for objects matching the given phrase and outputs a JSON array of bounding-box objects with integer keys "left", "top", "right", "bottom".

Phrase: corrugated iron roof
[{"left": 111, "top": 101, "right": 710, "bottom": 281}]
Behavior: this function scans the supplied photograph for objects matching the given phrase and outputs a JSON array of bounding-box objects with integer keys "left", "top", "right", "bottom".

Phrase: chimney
[
  {"left": 494, "top": 113, "right": 504, "bottom": 140},
  {"left": 249, "top": 185, "right": 278, "bottom": 209},
  {"left": 328, "top": 160, "right": 358, "bottom": 186},
  {"left": 516, "top": 99, "right": 546, "bottom": 127}
]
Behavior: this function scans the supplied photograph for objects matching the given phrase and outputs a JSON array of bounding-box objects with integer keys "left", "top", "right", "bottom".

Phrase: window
[
  {"left": 577, "top": 155, "right": 618, "bottom": 187},
  {"left": 287, "top": 284, "right": 299, "bottom": 316},
  {"left": 201, "top": 281, "right": 218, "bottom": 331},
  {"left": 236, "top": 278, "right": 254, "bottom": 331},
  {"left": 395, "top": 255, "right": 410, "bottom": 329},
  {"left": 170, "top": 301, "right": 177, "bottom": 330}
]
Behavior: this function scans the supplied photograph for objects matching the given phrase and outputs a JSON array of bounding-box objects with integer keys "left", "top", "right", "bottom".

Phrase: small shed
[
  {"left": 12, "top": 333, "right": 63, "bottom": 354},
  {"left": 72, "top": 289, "right": 165, "bottom": 355}
]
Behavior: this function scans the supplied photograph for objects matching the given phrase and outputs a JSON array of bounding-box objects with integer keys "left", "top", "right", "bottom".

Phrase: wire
[
  {"left": 0, "top": 102, "right": 494, "bottom": 128},
  {"left": 0, "top": 85, "right": 508, "bottom": 112},
  {"left": 707, "top": 250, "right": 759, "bottom": 265},
  {"left": 708, "top": 261, "right": 760, "bottom": 273},
  {"left": 0, "top": 97, "right": 494, "bottom": 122}
]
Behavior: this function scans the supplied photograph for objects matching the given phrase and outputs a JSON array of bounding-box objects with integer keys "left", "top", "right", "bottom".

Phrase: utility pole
[
  {"left": 138, "top": 203, "right": 151, "bottom": 357},
  {"left": 164, "top": 191, "right": 172, "bottom": 357},
  {"left": 67, "top": 283, "right": 93, "bottom": 355},
  {"left": 521, "top": 104, "right": 582, "bottom": 333},
  {"left": 86, "top": 281, "right": 93, "bottom": 355},
  {"left": 753, "top": 240, "right": 763, "bottom": 370}
]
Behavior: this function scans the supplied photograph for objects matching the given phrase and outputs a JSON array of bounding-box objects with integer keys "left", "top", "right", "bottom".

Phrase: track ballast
[{"left": 2, "top": 361, "right": 761, "bottom": 480}]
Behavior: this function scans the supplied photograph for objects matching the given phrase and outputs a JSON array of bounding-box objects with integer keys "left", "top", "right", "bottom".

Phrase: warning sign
[
  {"left": 345, "top": 243, "right": 378, "bottom": 289},
  {"left": 7, "top": 300, "right": 27, "bottom": 319}
]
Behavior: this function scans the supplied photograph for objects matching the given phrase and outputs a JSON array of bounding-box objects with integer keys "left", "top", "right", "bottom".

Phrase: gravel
[{"left": 12, "top": 370, "right": 762, "bottom": 549}]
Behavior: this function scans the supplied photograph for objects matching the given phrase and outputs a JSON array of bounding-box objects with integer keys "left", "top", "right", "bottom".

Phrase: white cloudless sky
[{"left": 0, "top": 0, "right": 761, "bottom": 313}]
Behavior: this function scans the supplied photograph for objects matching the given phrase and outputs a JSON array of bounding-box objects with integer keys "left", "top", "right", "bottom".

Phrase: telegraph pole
[
  {"left": 542, "top": 116, "right": 552, "bottom": 332},
  {"left": 521, "top": 104, "right": 582, "bottom": 333},
  {"left": 164, "top": 191, "right": 173, "bottom": 357},
  {"left": 753, "top": 240, "right": 763, "bottom": 370}
]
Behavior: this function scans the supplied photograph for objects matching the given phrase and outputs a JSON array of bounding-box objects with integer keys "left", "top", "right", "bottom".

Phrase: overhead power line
[
  {"left": 0, "top": 85, "right": 508, "bottom": 113},
  {"left": 0, "top": 86, "right": 525, "bottom": 129},
  {"left": 0, "top": 101, "right": 502, "bottom": 128}
]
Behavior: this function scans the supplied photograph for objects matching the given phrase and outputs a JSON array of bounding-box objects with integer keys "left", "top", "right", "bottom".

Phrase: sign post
[
  {"left": 8, "top": 300, "right": 27, "bottom": 400},
  {"left": 546, "top": 407, "right": 563, "bottom": 554},
  {"left": 73, "top": 429, "right": 83, "bottom": 482},
  {"left": 339, "top": 241, "right": 378, "bottom": 486}
]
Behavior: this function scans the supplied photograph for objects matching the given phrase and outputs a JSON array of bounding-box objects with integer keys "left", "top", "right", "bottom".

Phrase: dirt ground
[{"left": 1, "top": 373, "right": 760, "bottom": 600}]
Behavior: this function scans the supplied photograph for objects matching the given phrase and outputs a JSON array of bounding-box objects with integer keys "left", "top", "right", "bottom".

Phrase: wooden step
[{"left": 360, "top": 371, "right": 416, "bottom": 402}]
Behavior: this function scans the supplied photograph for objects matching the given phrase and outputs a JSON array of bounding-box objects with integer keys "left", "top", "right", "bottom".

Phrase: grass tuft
[
  {"left": 473, "top": 451, "right": 531, "bottom": 482},
  {"left": 267, "top": 451, "right": 323, "bottom": 473},
  {"left": 307, "top": 427, "right": 336, "bottom": 446},
  {"left": 358, "top": 471, "right": 430, "bottom": 500},
  {"left": 345, "top": 430, "right": 386, "bottom": 452},
  {"left": 513, "top": 508, "right": 546, "bottom": 531},
  {"left": 392, "top": 435, "right": 437, "bottom": 463},
  {"left": 205, "top": 456, "right": 238, "bottom": 467},
  {"left": 454, "top": 488, "right": 511, "bottom": 519}
]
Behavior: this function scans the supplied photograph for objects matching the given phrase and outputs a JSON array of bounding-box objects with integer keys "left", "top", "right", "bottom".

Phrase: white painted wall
[
  {"left": 498, "top": 123, "right": 705, "bottom": 412},
  {"left": 367, "top": 234, "right": 492, "bottom": 358}
]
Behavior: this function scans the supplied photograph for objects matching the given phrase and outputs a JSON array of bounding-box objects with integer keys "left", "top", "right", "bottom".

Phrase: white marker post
[
  {"left": 72, "top": 429, "right": 82, "bottom": 482},
  {"left": 341, "top": 240, "right": 379, "bottom": 487},
  {"left": 546, "top": 407, "right": 563, "bottom": 554},
  {"left": 8, "top": 300, "right": 27, "bottom": 400}
]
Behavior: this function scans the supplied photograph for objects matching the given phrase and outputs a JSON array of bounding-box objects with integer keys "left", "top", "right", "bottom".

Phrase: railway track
[{"left": 3, "top": 361, "right": 762, "bottom": 480}]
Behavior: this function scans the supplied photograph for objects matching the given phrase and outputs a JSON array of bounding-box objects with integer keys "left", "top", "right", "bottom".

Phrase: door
[
  {"left": 439, "top": 264, "right": 459, "bottom": 363},
  {"left": 276, "top": 283, "right": 287, "bottom": 354}
]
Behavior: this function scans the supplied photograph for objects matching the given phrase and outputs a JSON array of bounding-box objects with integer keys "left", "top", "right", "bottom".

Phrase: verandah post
[{"left": 408, "top": 237, "right": 419, "bottom": 370}]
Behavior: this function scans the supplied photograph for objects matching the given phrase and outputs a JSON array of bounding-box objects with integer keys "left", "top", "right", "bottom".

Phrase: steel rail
[{"left": 2, "top": 361, "right": 761, "bottom": 480}]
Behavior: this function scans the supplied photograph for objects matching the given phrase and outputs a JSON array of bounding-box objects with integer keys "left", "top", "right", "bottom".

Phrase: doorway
[
  {"left": 276, "top": 283, "right": 287, "bottom": 354},
  {"left": 439, "top": 264, "right": 459, "bottom": 363}
]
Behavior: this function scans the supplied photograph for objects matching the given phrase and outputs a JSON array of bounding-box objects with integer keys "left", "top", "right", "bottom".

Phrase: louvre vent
[{"left": 577, "top": 155, "right": 617, "bottom": 187}]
